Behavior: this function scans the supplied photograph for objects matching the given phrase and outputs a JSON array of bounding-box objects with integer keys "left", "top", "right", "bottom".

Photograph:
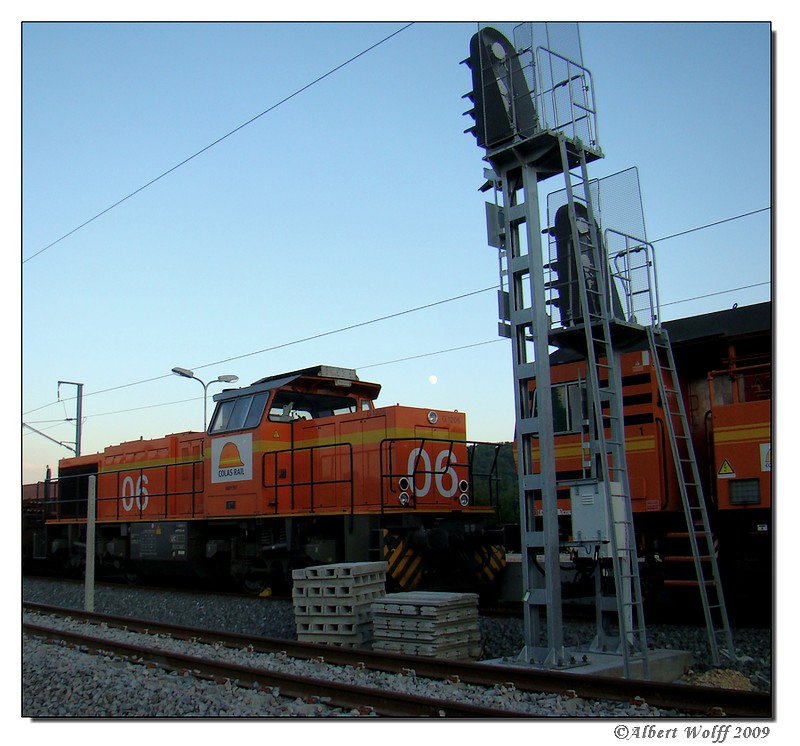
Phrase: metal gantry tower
[{"left": 463, "top": 22, "right": 732, "bottom": 676}]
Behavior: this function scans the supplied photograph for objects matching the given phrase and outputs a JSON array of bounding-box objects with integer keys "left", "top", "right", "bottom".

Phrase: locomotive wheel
[
  {"left": 239, "top": 559, "right": 274, "bottom": 595},
  {"left": 121, "top": 564, "right": 141, "bottom": 585}
]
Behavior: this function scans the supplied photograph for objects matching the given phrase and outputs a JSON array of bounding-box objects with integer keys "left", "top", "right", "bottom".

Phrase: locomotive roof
[
  {"left": 549, "top": 301, "right": 771, "bottom": 364},
  {"left": 661, "top": 301, "right": 771, "bottom": 345},
  {"left": 251, "top": 365, "right": 360, "bottom": 385},
  {"left": 212, "top": 364, "right": 381, "bottom": 402}
]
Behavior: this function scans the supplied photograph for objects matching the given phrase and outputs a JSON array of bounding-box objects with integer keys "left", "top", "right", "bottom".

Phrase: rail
[
  {"left": 23, "top": 603, "right": 772, "bottom": 718},
  {"left": 23, "top": 618, "right": 499, "bottom": 717}
]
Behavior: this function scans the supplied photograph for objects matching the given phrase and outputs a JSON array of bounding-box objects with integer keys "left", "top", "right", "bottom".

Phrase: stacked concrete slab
[
  {"left": 291, "top": 561, "right": 387, "bottom": 647},
  {"left": 371, "top": 591, "right": 481, "bottom": 660}
]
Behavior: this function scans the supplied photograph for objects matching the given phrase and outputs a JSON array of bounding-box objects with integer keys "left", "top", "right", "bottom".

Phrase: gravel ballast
[{"left": 22, "top": 578, "right": 771, "bottom": 718}]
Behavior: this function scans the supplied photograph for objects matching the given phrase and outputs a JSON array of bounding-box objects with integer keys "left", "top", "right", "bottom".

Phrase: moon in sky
[{"left": 428, "top": 375, "right": 438, "bottom": 385}]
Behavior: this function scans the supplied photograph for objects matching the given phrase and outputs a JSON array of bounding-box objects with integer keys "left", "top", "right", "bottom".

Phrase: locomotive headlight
[
  {"left": 458, "top": 493, "right": 470, "bottom": 507},
  {"left": 459, "top": 479, "right": 469, "bottom": 494},
  {"left": 399, "top": 492, "right": 411, "bottom": 506},
  {"left": 398, "top": 476, "right": 411, "bottom": 492}
]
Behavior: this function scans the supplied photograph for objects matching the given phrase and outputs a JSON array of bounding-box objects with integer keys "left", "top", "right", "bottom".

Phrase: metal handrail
[
  {"left": 37, "top": 459, "right": 204, "bottom": 522},
  {"left": 378, "top": 437, "right": 501, "bottom": 512},
  {"left": 261, "top": 442, "right": 355, "bottom": 514},
  {"left": 534, "top": 46, "right": 598, "bottom": 148},
  {"left": 605, "top": 228, "right": 660, "bottom": 327}
]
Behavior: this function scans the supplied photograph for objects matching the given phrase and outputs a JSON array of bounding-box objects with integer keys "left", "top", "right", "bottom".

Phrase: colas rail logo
[
  {"left": 218, "top": 442, "right": 245, "bottom": 476},
  {"left": 211, "top": 433, "right": 253, "bottom": 483}
]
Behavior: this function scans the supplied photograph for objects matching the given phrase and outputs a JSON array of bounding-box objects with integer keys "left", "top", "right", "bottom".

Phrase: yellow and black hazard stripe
[
  {"left": 473, "top": 544, "right": 506, "bottom": 585},
  {"left": 382, "top": 531, "right": 423, "bottom": 590}
]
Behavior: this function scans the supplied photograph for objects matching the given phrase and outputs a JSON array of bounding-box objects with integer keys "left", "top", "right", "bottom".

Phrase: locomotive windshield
[{"left": 209, "top": 391, "right": 269, "bottom": 434}]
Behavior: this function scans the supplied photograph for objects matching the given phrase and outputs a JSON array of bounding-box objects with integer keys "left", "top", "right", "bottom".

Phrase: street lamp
[{"left": 171, "top": 367, "right": 239, "bottom": 431}]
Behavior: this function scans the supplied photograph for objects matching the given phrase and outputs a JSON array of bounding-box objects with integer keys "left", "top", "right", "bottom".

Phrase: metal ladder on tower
[
  {"left": 556, "top": 133, "right": 649, "bottom": 678},
  {"left": 646, "top": 325, "right": 735, "bottom": 665}
]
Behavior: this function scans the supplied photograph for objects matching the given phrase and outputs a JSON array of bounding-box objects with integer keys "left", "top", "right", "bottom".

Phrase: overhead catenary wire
[
  {"left": 24, "top": 203, "right": 770, "bottom": 417},
  {"left": 22, "top": 284, "right": 498, "bottom": 416},
  {"left": 22, "top": 23, "right": 415, "bottom": 265},
  {"left": 23, "top": 199, "right": 770, "bottom": 418},
  {"left": 23, "top": 338, "right": 508, "bottom": 429},
  {"left": 23, "top": 274, "right": 770, "bottom": 426},
  {"left": 23, "top": 193, "right": 771, "bottom": 402},
  {"left": 650, "top": 207, "right": 770, "bottom": 244},
  {"left": 21, "top": 24, "right": 770, "bottom": 415}
]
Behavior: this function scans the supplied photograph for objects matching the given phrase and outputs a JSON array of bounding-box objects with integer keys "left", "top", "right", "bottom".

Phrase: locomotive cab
[
  {"left": 203, "top": 365, "right": 382, "bottom": 518},
  {"left": 210, "top": 365, "right": 379, "bottom": 431}
]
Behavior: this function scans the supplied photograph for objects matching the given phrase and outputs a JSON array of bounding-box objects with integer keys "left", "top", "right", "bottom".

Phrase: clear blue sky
[{"left": 21, "top": 20, "right": 773, "bottom": 483}]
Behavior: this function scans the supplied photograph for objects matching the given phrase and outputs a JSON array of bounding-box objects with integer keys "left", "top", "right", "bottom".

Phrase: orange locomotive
[
  {"left": 530, "top": 302, "right": 771, "bottom": 609},
  {"left": 30, "top": 365, "right": 505, "bottom": 593}
]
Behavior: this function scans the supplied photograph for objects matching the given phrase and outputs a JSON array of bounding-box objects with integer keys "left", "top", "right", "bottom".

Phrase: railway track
[{"left": 23, "top": 603, "right": 771, "bottom": 718}]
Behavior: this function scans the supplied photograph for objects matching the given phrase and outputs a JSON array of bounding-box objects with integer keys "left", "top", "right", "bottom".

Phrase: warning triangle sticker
[{"left": 718, "top": 459, "right": 735, "bottom": 477}]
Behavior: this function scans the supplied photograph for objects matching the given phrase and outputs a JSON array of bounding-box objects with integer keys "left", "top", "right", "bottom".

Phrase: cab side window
[{"left": 533, "top": 382, "right": 585, "bottom": 434}]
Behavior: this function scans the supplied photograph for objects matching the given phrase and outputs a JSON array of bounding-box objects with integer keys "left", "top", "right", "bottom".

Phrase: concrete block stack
[
  {"left": 291, "top": 561, "right": 387, "bottom": 647},
  {"left": 371, "top": 591, "right": 481, "bottom": 660}
]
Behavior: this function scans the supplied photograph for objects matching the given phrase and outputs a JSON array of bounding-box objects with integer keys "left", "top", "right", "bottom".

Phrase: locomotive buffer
[{"left": 463, "top": 22, "right": 733, "bottom": 676}]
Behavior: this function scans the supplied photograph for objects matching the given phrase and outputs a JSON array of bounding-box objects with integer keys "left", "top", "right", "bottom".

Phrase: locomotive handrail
[
  {"left": 379, "top": 436, "right": 462, "bottom": 512},
  {"left": 37, "top": 459, "right": 205, "bottom": 522},
  {"left": 378, "top": 437, "right": 501, "bottom": 512},
  {"left": 261, "top": 442, "right": 355, "bottom": 515},
  {"left": 707, "top": 361, "right": 771, "bottom": 406},
  {"left": 468, "top": 441, "right": 503, "bottom": 510},
  {"left": 702, "top": 410, "right": 719, "bottom": 507}
]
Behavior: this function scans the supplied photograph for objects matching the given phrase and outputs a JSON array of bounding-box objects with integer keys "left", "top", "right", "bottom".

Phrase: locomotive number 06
[
  {"left": 407, "top": 447, "right": 459, "bottom": 498},
  {"left": 121, "top": 474, "right": 149, "bottom": 512}
]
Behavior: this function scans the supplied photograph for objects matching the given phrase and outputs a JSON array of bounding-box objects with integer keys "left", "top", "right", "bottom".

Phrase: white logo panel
[{"left": 211, "top": 432, "right": 253, "bottom": 483}]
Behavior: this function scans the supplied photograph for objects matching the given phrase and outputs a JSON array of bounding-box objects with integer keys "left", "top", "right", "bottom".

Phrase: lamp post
[{"left": 171, "top": 367, "right": 239, "bottom": 431}]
